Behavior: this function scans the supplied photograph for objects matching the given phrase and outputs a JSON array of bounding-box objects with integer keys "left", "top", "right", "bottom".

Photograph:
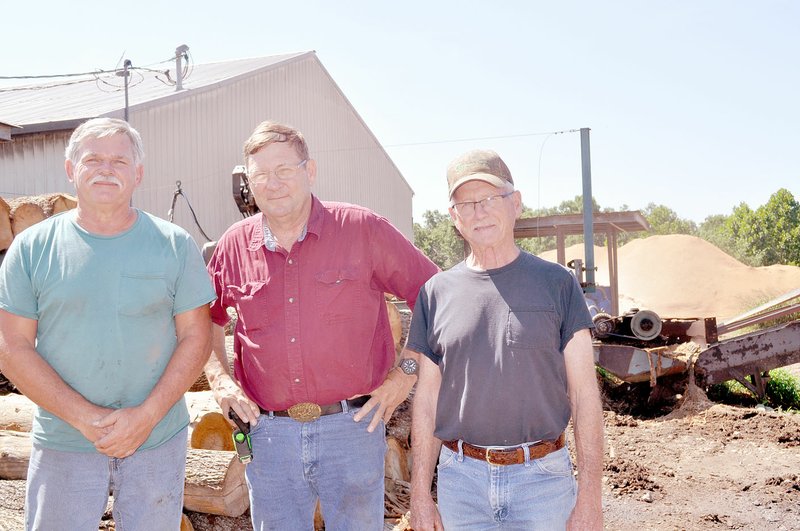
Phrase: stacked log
[
  {"left": 0, "top": 430, "right": 31, "bottom": 480},
  {"left": 184, "top": 449, "right": 249, "bottom": 517},
  {"left": 0, "top": 197, "right": 12, "bottom": 251},
  {"left": 0, "top": 193, "right": 77, "bottom": 252},
  {"left": 0, "top": 393, "right": 35, "bottom": 432},
  {"left": 190, "top": 412, "right": 234, "bottom": 452}
]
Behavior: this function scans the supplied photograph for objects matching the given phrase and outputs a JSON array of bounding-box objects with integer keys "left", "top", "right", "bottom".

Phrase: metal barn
[{"left": 0, "top": 50, "right": 415, "bottom": 242}]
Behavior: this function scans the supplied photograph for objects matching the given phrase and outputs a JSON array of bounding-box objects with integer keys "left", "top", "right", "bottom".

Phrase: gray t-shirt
[{"left": 407, "top": 251, "right": 592, "bottom": 446}]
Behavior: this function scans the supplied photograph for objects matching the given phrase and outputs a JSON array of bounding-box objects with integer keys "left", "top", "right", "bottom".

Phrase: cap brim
[{"left": 448, "top": 173, "right": 508, "bottom": 198}]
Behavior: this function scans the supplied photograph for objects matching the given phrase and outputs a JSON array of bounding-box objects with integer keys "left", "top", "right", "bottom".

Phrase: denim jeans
[
  {"left": 25, "top": 426, "right": 187, "bottom": 531},
  {"left": 437, "top": 443, "right": 577, "bottom": 530},
  {"left": 245, "top": 404, "right": 386, "bottom": 531}
]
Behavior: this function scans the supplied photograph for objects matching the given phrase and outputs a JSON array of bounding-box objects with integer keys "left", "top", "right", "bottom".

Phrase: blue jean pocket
[
  {"left": 531, "top": 446, "right": 573, "bottom": 476},
  {"left": 437, "top": 444, "right": 458, "bottom": 470}
]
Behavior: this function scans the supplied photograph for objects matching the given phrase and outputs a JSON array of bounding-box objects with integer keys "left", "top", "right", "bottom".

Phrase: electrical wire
[
  {"left": 167, "top": 181, "right": 213, "bottom": 242},
  {"left": 0, "top": 77, "right": 98, "bottom": 92},
  {"left": 1, "top": 54, "right": 187, "bottom": 92},
  {"left": 0, "top": 69, "right": 118, "bottom": 80},
  {"left": 383, "top": 129, "right": 580, "bottom": 149}
]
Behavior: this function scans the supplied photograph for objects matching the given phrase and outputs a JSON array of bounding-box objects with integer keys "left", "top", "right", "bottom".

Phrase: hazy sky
[{"left": 3, "top": 1, "right": 798, "bottom": 223}]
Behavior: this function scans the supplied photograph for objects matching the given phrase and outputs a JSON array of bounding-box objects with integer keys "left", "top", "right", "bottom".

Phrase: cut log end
[{"left": 190, "top": 412, "right": 234, "bottom": 451}]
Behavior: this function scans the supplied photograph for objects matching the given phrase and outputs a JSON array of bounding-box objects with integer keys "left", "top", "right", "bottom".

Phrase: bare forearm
[
  {"left": 0, "top": 311, "right": 105, "bottom": 430},
  {"left": 140, "top": 306, "right": 211, "bottom": 421},
  {"left": 202, "top": 323, "right": 261, "bottom": 423},
  {"left": 410, "top": 357, "right": 442, "bottom": 497},
  {"left": 564, "top": 329, "right": 604, "bottom": 529},
  {"left": 204, "top": 324, "right": 233, "bottom": 388},
  {"left": 572, "top": 383, "right": 604, "bottom": 498},
  {"left": 2, "top": 344, "right": 106, "bottom": 426},
  {"left": 411, "top": 413, "right": 441, "bottom": 496}
]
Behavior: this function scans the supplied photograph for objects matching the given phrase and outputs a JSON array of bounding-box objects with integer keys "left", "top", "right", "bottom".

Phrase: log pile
[
  {"left": 0, "top": 387, "right": 415, "bottom": 529},
  {"left": 0, "top": 193, "right": 77, "bottom": 253},
  {"left": 184, "top": 449, "right": 248, "bottom": 517}
]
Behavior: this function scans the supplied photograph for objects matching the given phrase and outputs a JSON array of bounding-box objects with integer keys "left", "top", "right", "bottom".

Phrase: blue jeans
[
  {"left": 245, "top": 405, "right": 386, "bottom": 531},
  {"left": 437, "top": 443, "right": 577, "bottom": 530},
  {"left": 25, "top": 426, "right": 187, "bottom": 531}
]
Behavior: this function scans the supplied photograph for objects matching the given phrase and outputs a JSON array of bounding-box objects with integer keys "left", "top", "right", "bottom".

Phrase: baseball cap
[{"left": 446, "top": 149, "right": 514, "bottom": 198}]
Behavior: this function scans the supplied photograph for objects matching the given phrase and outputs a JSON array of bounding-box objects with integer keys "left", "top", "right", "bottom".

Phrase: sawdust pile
[{"left": 539, "top": 234, "right": 800, "bottom": 321}]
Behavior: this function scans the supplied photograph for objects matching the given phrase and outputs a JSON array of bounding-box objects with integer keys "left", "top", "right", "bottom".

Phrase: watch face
[{"left": 400, "top": 358, "right": 418, "bottom": 375}]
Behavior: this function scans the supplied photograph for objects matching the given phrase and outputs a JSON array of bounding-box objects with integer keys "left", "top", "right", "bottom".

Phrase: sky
[{"left": 3, "top": 1, "right": 798, "bottom": 224}]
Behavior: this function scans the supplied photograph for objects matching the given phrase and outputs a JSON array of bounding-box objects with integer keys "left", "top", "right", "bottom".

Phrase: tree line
[{"left": 413, "top": 188, "right": 800, "bottom": 270}]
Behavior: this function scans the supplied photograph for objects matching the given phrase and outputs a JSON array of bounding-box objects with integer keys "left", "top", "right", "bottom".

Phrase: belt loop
[
  {"left": 268, "top": 410, "right": 275, "bottom": 419},
  {"left": 456, "top": 440, "right": 465, "bottom": 462},
  {"left": 522, "top": 444, "right": 532, "bottom": 467},
  {"left": 340, "top": 399, "right": 349, "bottom": 413}
]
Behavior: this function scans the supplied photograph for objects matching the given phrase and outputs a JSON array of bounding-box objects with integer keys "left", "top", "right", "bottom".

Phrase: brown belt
[
  {"left": 260, "top": 396, "right": 370, "bottom": 422},
  {"left": 442, "top": 433, "right": 565, "bottom": 466}
]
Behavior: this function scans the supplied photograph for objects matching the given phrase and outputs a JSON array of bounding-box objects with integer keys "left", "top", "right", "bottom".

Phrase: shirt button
[
  {"left": 290, "top": 337, "right": 296, "bottom": 343},
  {"left": 294, "top": 378, "right": 300, "bottom": 383},
  {"left": 288, "top": 297, "right": 294, "bottom": 303},
  {"left": 288, "top": 259, "right": 294, "bottom": 265}
]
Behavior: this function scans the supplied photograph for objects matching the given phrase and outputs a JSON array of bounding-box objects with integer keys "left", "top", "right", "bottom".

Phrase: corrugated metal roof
[{"left": 0, "top": 52, "right": 311, "bottom": 133}]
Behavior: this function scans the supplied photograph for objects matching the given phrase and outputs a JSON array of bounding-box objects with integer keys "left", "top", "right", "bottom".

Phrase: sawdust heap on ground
[{"left": 539, "top": 234, "right": 800, "bottom": 320}]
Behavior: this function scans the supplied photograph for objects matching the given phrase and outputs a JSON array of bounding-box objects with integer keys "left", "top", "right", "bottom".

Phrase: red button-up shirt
[{"left": 208, "top": 196, "right": 439, "bottom": 410}]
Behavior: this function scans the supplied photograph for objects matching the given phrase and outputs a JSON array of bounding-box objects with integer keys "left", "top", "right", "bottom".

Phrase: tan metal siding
[
  {"left": 1, "top": 54, "right": 414, "bottom": 246},
  {"left": 0, "top": 131, "right": 73, "bottom": 198},
  {"left": 131, "top": 55, "right": 413, "bottom": 243}
]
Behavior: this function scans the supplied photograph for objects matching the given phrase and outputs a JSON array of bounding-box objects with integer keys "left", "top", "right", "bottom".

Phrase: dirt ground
[
  {"left": 2, "top": 374, "right": 798, "bottom": 531},
  {"left": 597, "top": 376, "right": 800, "bottom": 531}
]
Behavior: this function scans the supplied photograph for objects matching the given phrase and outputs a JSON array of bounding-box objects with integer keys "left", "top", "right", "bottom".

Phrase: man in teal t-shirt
[{"left": 0, "top": 118, "right": 215, "bottom": 531}]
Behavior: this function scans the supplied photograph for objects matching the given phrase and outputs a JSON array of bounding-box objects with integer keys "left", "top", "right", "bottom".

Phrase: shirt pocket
[
  {"left": 118, "top": 273, "right": 173, "bottom": 317},
  {"left": 506, "top": 305, "right": 559, "bottom": 350},
  {"left": 227, "top": 281, "right": 268, "bottom": 331},
  {"left": 315, "top": 268, "right": 363, "bottom": 324}
]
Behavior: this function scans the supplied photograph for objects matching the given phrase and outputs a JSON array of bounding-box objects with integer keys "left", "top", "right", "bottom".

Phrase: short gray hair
[{"left": 65, "top": 118, "right": 145, "bottom": 165}]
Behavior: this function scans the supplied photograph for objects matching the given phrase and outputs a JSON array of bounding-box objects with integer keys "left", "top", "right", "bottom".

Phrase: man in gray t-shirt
[{"left": 408, "top": 149, "right": 604, "bottom": 530}]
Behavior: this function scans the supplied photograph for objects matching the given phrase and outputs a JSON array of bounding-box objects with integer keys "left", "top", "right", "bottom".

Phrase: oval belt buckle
[{"left": 287, "top": 402, "right": 322, "bottom": 422}]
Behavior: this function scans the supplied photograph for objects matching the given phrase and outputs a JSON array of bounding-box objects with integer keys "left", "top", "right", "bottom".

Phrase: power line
[
  {"left": 0, "top": 53, "right": 181, "bottom": 80},
  {"left": 382, "top": 129, "right": 579, "bottom": 148},
  {"left": 0, "top": 69, "right": 118, "bottom": 80},
  {"left": 0, "top": 76, "right": 100, "bottom": 92}
]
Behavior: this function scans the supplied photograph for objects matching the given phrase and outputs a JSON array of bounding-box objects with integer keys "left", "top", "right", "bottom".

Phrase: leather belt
[
  {"left": 260, "top": 396, "right": 370, "bottom": 422},
  {"left": 443, "top": 433, "right": 565, "bottom": 466}
]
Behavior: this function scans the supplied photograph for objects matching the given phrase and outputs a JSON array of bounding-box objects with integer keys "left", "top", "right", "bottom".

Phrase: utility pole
[
  {"left": 175, "top": 44, "right": 189, "bottom": 91},
  {"left": 116, "top": 59, "right": 132, "bottom": 122},
  {"left": 580, "top": 127, "right": 596, "bottom": 292}
]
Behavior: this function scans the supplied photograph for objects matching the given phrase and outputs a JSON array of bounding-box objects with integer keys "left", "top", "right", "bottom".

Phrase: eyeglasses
[
  {"left": 247, "top": 159, "right": 308, "bottom": 185},
  {"left": 450, "top": 191, "right": 514, "bottom": 217}
]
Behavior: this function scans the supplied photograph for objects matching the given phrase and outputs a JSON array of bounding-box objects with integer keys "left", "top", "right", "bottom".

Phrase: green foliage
[
  {"left": 765, "top": 369, "right": 800, "bottom": 411},
  {"left": 697, "top": 214, "right": 742, "bottom": 260},
  {"left": 722, "top": 189, "right": 800, "bottom": 266},
  {"left": 641, "top": 203, "right": 697, "bottom": 235},
  {"left": 412, "top": 210, "right": 465, "bottom": 270},
  {"left": 708, "top": 369, "right": 800, "bottom": 412},
  {"left": 707, "top": 378, "right": 756, "bottom": 406}
]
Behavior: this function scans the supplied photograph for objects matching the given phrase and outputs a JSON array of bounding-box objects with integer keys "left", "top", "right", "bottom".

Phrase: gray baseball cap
[{"left": 446, "top": 149, "right": 514, "bottom": 198}]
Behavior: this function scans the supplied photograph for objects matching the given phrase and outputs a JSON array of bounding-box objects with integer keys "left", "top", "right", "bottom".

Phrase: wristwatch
[{"left": 399, "top": 357, "right": 419, "bottom": 376}]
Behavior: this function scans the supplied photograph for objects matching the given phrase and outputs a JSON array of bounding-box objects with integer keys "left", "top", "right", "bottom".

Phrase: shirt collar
[
  {"left": 250, "top": 195, "right": 324, "bottom": 252},
  {"left": 263, "top": 218, "right": 307, "bottom": 251}
]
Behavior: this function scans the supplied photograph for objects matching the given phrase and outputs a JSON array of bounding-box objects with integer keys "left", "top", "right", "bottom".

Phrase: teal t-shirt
[{"left": 0, "top": 209, "right": 216, "bottom": 451}]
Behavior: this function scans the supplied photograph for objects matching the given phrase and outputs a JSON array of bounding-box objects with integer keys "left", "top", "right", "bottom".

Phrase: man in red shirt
[{"left": 205, "top": 121, "right": 438, "bottom": 529}]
